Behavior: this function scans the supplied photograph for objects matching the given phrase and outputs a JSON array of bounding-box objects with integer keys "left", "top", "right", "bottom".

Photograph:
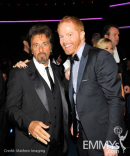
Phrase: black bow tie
[{"left": 71, "top": 54, "right": 79, "bottom": 63}]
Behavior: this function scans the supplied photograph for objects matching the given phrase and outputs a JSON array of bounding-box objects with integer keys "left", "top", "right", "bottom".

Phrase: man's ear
[
  {"left": 23, "top": 40, "right": 28, "bottom": 46},
  {"left": 104, "top": 34, "right": 109, "bottom": 38},
  {"left": 50, "top": 47, "right": 52, "bottom": 52},
  {"left": 80, "top": 31, "right": 85, "bottom": 40}
]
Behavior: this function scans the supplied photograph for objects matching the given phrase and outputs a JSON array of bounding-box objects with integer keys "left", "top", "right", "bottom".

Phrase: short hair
[
  {"left": 57, "top": 16, "right": 84, "bottom": 33},
  {"left": 102, "top": 24, "right": 119, "bottom": 37},
  {"left": 28, "top": 24, "right": 54, "bottom": 49},
  {"left": 91, "top": 33, "right": 101, "bottom": 43},
  {"left": 95, "top": 38, "right": 114, "bottom": 49}
]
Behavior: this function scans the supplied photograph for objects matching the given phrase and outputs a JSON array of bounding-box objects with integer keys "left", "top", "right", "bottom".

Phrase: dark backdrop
[{"left": 0, "top": 0, "right": 130, "bottom": 61}]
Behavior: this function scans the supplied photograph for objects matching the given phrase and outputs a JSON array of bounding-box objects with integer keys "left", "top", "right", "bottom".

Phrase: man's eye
[
  {"left": 60, "top": 36, "right": 63, "bottom": 39},
  {"left": 69, "top": 34, "right": 72, "bottom": 36},
  {"left": 34, "top": 44, "right": 38, "bottom": 48},
  {"left": 105, "top": 48, "right": 108, "bottom": 50}
]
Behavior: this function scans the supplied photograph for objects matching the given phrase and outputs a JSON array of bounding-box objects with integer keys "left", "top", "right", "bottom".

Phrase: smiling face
[
  {"left": 58, "top": 22, "right": 85, "bottom": 56},
  {"left": 31, "top": 34, "right": 52, "bottom": 66}
]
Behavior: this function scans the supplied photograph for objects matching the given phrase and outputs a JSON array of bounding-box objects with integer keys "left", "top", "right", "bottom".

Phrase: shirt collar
[
  {"left": 76, "top": 42, "right": 86, "bottom": 61},
  {"left": 113, "top": 46, "right": 117, "bottom": 53}
]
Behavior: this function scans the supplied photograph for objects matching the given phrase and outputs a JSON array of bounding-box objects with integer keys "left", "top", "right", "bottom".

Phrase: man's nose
[
  {"left": 63, "top": 36, "right": 69, "bottom": 44},
  {"left": 39, "top": 45, "right": 43, "bottom": 52}
]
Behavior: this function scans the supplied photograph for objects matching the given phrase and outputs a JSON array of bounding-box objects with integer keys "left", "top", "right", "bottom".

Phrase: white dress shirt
[
  {"left": 33, "top": 57, "right": 54, "bottom": 89},
  {"left": 113, "top": 47, "right": 120, "bottom": 63}
]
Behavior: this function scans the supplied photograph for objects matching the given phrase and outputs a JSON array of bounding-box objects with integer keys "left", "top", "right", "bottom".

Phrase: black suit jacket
[
  {"left": 69, "top": 43, "right": 125, "bottom": 147},
  {"left": 5, "top": 60, "right": 68, "bottom": 156},
  {"left": 117, "top": 45, "right": 129, "bottom": 86}
]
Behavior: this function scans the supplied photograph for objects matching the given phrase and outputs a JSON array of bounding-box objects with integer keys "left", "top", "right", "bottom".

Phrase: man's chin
[
  {"left": 115, "top": 42, "right": 119, "bottom": 46},
  {"left": 64, "top": 50, "right": 74, "bottom": 56},
  {"left": 37, "top": 58, "right": 48, "bottom": 64}
]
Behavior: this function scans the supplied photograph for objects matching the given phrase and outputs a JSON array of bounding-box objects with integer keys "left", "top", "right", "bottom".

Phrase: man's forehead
[
  {"left": 59, "top": 22, "right": 79, "bottom": 34},
  {"left": 60, "top": 21, "right": 75, "bottom": 28},
  {"left": 31, "top": 34, "right": 49, "bottom": 41},
  {"left": 32, "top": 33, "right": 47, "bottom": 38},
  {"left": 110, "top": 27, "right": 119, "bottom": 33}
]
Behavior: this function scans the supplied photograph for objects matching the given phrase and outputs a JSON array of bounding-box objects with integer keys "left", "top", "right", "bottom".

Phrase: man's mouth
[
  {"left": 38, "top": 53, "right": 46, "bottom": 57},
  {"left": 65, "top": 44, "right": 72, "bottom": 49}
]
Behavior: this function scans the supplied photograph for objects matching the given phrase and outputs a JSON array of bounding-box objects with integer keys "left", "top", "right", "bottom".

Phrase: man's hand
[
  {"left": 70, "top": 125, "right": 79, "bottom": 137},
  {"left": 103, "top": 146, "right": 118, "bottom": 156},
  {"left": 65, "top": 68, "right": 70, "bottom": 81},
  {"left": 28, "top": 121, "right": 50, "bottom": 145},
  {"left": 124, "top": 85, "right": 130, "bottom": 94},
  {"left": 13, "top": 59, "right": 30, "bottom": 68}
]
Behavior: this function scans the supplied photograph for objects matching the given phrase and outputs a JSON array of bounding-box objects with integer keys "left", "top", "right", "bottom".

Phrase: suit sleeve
[
  {"left": 122, "top": 71, "right": 130, "bottom": 86},
  {"left": 95, "top": 50, "right": 125, "bottom": 144},
  {"left": 117, "top": 45, "right": 130, "bottom": 86},
  {"left": 5, "top": 69, "right": 32, "bottom": 135}
]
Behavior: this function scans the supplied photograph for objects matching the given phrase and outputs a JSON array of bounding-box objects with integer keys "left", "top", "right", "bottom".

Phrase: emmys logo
[{"left": 114, "top": 126, "right": 128, "bottom": 153}]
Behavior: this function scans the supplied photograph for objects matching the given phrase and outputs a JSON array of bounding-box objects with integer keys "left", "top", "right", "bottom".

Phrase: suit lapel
[
  {"left": 26, "top": 60, "right": 50, "bottom": 114},
  {"left": 76, "top": 56, "right": 88, "bottom": 94},
  {"left": 69, "top": 44, "right": 90, "bottom": 103},
  {"left": 76, "top": 44, "right": 89, "bottom": 94}
]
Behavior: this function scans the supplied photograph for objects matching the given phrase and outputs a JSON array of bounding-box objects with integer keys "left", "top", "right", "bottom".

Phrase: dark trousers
[
  {"left": 77, "top": 122, "right": 104, "bottom": 156},
  {"left": 47, "top": 138, "right": 63, "bottom": 156}
]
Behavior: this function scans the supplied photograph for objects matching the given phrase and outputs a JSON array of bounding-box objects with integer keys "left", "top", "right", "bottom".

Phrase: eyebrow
[{"left": 33, "top": 41, "right": 48, "bottom": 44}]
